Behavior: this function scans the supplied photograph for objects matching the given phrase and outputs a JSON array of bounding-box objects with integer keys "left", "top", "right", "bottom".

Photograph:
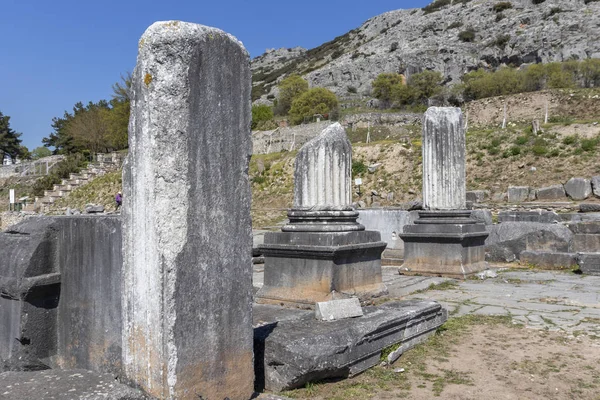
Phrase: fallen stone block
[
  {"left": 315, "top": 298, "right": 363, "bottom": 321},
  {"left": 0, "top": 218, "right": 61, "bottom": 372},
  {"left": 592, "top": 176, "right": 600, "bottom": 198},
  {"left": 466, "top": 190, "right": 489, "bottom": 203},
  {"left": 571, "top": 234, "right": 600, "bottom": 252},
  {"left": 566, "top": 221, "right": 600, "bottom": 234},
  {"left": 559, "top": 213, "right": 600, "bottom": 223},
  {"left": 471, "top": 209, "right": 493, "bottom": 225},
  {"left": 256, "top": 300, "right": 446, "bottom": 392},
  {"left": 578, "top": 253, "right": 600, "bottom": 276},
  {"left": 580, "top": 203, "right": 600, "bottom": 213},
  {"left": 507, "top": 186, "right": 530, "bottom": 203},
  {"left": 485, "top": 222, "right": 573, "bottom": 262},
  {"left": 491, "top": 192, "right": 507, "bottom": 202},
  {"left": 84, "top": 204, "right": 105, "bottom": 213},
  {"left": 520, "top": 250, "right": 578, "bottom": 269},
  {"left": 536, "top": 184, "right": 566, "bottom": 201},
  {"left": 498, "top": 210, "right": 560, "bottom": 224},
  {"left": 564, "top": 178, "right": 592, "bottom": 201}
]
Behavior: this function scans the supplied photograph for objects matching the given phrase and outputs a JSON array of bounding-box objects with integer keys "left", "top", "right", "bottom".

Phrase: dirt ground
[
  {"left": 464, "top": 88, "right": 600, "bottom": 128},
  {"left": 283, "top": 318, "right": 600, "bottom": 400}
]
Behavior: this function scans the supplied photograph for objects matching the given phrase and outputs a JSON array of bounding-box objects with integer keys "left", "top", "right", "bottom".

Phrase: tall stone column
[
  {"left": 293, "top": 124, "right": 352, "bottom": 208},
  {"left": 257, "top": 123, "right": 387, "bottom": 307},
  {"left": 122, "top": 21, "right": 253, "bottom": 399},
  {"left": 399, "top": 107, "right": 488, "bottom": 279},
  {"left": 422, "top": 107, "right": 466, "bottom": 210},
  {"left": 283, "top": 123, "right": 362, "bottom": 232}
]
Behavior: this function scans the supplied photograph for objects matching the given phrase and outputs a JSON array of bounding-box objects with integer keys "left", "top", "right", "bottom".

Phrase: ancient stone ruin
[
  {"left": 400, "top": 107, "right": 488, "bottom": 278},
  {"left": 256, "top": 123, "right": 388, "bottom": 306},
  {"left": 122, "top": 21, "right": 254, "bottom": 399},
  {"left": 0, "top": 21, "right": 454, "bottom": 400},
  {"left": 1, "top": 21, "right": 256, "bottom": 400}
]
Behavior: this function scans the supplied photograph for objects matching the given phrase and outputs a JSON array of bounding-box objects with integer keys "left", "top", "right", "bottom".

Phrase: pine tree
[{"left": 0, "top": 111, "right": 23, "bottom": 163}]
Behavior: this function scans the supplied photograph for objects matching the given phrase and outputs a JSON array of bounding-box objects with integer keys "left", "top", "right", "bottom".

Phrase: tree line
[
  {"left": 0, "top": 74, "right": 131, "bottom": 166},
  {"left": 42, "top": 74, "right": 131, "bottom": 155},
  {"left": 371, "top": 59, "right": 600, "bottom": 109},
  {"left": 252, "top": 74, "right": 339, "bottom": 130}
]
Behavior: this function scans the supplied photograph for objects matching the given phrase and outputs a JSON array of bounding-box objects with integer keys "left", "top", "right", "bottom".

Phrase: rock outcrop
[{"left": 252, "top": 0, "right": 600, "bottom": 102}]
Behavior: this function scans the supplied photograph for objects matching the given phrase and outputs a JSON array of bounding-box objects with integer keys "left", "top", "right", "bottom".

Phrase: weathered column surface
[
  {"left": 122, "top": 21, "right": 253, "bottom": 400},
  {"left": 422, "top": 107, "right": 466, "bottom": 210},
  {"left": 258, "top": 123, "right": 387, "bottom": 306},
  {"left": 400, "top": 107, "right": 487, "bottom": 279},
  {"left": 293, "top": 123, "right": 352, "bottom": 209},
  {"left": 284, "top": 123, "right": 362, "bottom": 232}
]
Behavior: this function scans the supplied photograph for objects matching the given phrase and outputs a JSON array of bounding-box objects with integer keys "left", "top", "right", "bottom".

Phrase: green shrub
[
  {"left": 423, "top": 0, "right": 452, "bottom": 14},
  {"left": 581, "top": 138, "right": 598, "bottom": 152},
  {"left": 532, "top": 145, "right": 548, "bottom": 156},
  {"left": 251, "top": 104, "right": 274, "bottom": 130},
  {"left": 255, "top": 120, "right": 278, "bottom": 131},
  {"left": 493, "top": 2, "right": 513, "bottom": 12},
  {"left": 510, "top": 146, "right": 521, "bottom": 156},
  {"left": 458, "top": 29, "right": 476, "bottom": 42},
  {"left": 488, "top": 147, "right": 500, "bottom": 155},
  {"left": 496, "top": 13, "right": 505, "bottom": 22},
  {"left": 251, "top": 175, "right": 266, "bottom": 185},
  {"left": 491, "top": 138, "right": 502, "bottom": 147},
  {"left": 494, "top": 34, "right": 511, "bottom": 49},
  {"left": 352, "top": 160, "right": 368, "bottom": 176},
  {"left": 276, "top": 75, "right": 309, "bottom": 116},
  {"left": 548, "top": 7, "right": 562, "bottom": 16},
  {"left": 372, "top": 73, "right": 405, "bottom": 105},
  {"left": 447, "top": 21, "right": 463, "bottom": 29},
  {"left": 515, "top": 136, "right": 529, "bottom": 145},
  {"left": 331, "top": 49, "right": 344, "bottom": 59},
  {"left": 562, "top": 135, "right": 577, "bottom": 145},
  {"left": 288, "top": 88, "right": 339, "bottom": 125},
  {"left": 549, "top": 149, "right": 560, "bottom": 157}
]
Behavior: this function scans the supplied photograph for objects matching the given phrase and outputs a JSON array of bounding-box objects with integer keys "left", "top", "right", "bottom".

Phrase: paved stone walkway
[
  {"left": 392, "top": 267, "right": 600, "bottom": 335},
  {"left": 254, "top": 265, "right": 600, "bottom": 335}
]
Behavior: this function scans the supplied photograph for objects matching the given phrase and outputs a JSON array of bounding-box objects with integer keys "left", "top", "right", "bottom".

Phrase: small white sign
[
  {"left": 9, "top": 189, "right": 15, "bottom": 204},
  {"left": 355, "top": 178, "right": 362, "bottom": 186}
]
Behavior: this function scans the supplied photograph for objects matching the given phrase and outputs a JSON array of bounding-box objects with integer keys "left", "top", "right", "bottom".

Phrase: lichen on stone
[{"left": 144, "top": 73, "right": 153, "bottom": 86}]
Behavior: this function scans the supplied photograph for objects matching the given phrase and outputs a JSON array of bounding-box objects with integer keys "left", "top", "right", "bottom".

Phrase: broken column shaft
[
  {"left": 400, "top": 107, "right": 488, "bottom": 279},
  {"left": 122, "top": 21, "right": 254, "bottom": 400}
]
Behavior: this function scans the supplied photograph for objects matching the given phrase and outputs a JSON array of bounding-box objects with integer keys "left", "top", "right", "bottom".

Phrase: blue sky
[{"left": 0, "top": 0, "right": 430, "bottom": 150}]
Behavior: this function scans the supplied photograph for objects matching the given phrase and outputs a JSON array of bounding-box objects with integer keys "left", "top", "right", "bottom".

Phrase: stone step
[
  {"left": 571, "top": 234, "right": 600, "bottom": 252},
  {"left": 578, "top": 253, "right": 600, "bottom": 276},
  {"left": 382, "top": 257, "right": 404, "bottom": 266},
  {"left": 52, "top": 184, "right": 73, "bottom": 192},
  {"left": 567, "top": 221, "right": 600, "bottom": 234},
  {"left": 40, "top": 196, "right": 60, "bottom": 204},
  {"left": 43, "top": 190, "right": 62, "bottom": 197},
  {"left": 520, "top": 251, "right": 578, "bottom": 269},
  {"left": 68, "top": 178, "right": 89, "bottom": 185},
  {"left": 69, "top": 172, "right": 96, "bottom": 180}
]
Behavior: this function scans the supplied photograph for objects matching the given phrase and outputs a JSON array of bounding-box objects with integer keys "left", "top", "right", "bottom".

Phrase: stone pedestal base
[
  {"left": 399, "top": 211, "right": 488, "bottom": 279},
  {"left": 256, "top": 229, "right": 387, "bottom": 308}
]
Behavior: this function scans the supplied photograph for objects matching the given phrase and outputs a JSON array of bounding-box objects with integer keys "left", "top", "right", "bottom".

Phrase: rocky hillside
[{"left": 252, "top": 0, "right": 600, "bottom": 102}]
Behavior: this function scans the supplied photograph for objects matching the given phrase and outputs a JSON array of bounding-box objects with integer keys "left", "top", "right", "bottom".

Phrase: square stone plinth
[
  {"left": 256, "top": 230, "right": 387, "bottom": 308},
  {"left": 399, "top": 223, "right": 488, "bottom": 279}
]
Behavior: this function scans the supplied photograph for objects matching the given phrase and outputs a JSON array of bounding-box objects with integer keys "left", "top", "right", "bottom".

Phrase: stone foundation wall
[{"left": 0, "top": 216, "right": 123, "bottom": 373}]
